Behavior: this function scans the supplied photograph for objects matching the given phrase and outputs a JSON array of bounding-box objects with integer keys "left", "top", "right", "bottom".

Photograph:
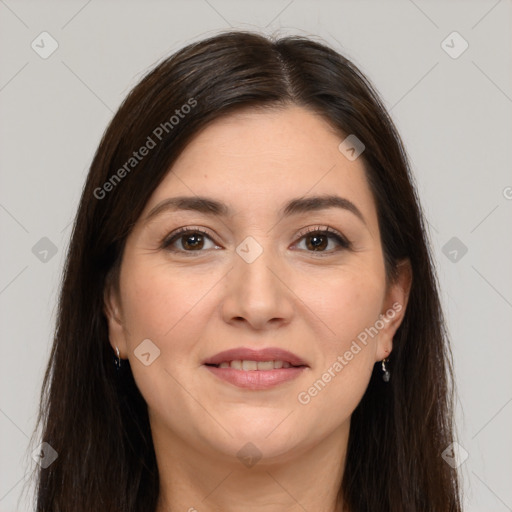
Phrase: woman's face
[{"left": 105, "top": 105, "right": 410, "bottom": 464}]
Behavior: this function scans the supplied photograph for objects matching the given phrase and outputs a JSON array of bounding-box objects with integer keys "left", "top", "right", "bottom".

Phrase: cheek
[
  {"left": 118, "top": 261, "right": 218, "bottom": 419},
  {"left": 296, "top": 352, "right": 374, "bottom": 436},
  {"left": 297, "top": 263, "right": 385, "bottom": 346},
  {"left": 120, "top": 260, "right": 215, "bottom": 343},
  {"left": 292, "top": 266, "right": 384, "bottom": 413}
]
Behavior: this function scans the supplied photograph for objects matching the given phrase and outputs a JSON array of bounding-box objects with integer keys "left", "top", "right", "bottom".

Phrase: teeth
[
  {"left": 215, "top": 360, "right": 297, "bottom": 370},
  {"left": 242, "top": 360, "right": 257, "bottom": 371}
]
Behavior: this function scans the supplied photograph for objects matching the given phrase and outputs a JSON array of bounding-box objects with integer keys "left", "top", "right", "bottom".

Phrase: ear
[
  {"left": 375, "top": 259, "right": 412, "bottom": 361},
  {"left": 103, "top": 277, "right": 128, "bottom": 359}
]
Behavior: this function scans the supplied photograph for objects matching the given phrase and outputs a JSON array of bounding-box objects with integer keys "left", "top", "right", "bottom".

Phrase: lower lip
[{"left": 204, "top": 365, "right": 307, "bottom": 390}]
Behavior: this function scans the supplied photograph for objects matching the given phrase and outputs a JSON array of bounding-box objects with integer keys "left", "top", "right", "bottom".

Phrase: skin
[{"left": 105, "top": 106, "right": 412, "bottom": 512}]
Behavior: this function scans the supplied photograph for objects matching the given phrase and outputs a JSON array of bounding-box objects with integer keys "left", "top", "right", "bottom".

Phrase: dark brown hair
[{"left": 28, "top": 30, "right": 462, "bottom": 511}]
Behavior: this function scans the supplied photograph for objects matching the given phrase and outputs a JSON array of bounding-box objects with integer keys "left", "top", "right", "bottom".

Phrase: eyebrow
[{"left": 144, "top": 194, "right": 367, "bottom": 225}]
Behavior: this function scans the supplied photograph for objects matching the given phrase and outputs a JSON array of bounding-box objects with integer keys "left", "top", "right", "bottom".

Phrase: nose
[{"left": 220, "top": 244, "right": 295, "bottom": 331}]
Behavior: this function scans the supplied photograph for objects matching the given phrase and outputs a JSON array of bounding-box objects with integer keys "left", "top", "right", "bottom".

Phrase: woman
[{"left": 30, "top": 31, "right": 462, "bottom": 511}]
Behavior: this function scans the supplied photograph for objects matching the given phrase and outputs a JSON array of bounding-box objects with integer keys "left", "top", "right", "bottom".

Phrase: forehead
[{"left": 140, "top": 106, "right": 378, "bottom": 230}]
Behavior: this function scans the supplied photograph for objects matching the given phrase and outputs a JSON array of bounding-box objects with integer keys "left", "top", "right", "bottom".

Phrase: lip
[
  {"left": 202, "top": 347, "right": 308, "bottom": 367},
  {"left": 202, "top": 347, "right": 309, "bottom": 391},
  {"left": 204, "top": 365, "right": 307, "bottom": 390}
]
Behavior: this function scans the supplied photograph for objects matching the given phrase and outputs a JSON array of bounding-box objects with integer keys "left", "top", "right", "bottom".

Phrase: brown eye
[
  {"left": 305, "top": 233, "right": 329, "bottom": 251},
  {"left": 180, "top": 233, "right": 205, "bottom": 250},
  {"left": 161, "top": 228, "right": 218, "bottom": 253},
  {"left": 295, "top": 227, "right": 351, "bottom": 254}
]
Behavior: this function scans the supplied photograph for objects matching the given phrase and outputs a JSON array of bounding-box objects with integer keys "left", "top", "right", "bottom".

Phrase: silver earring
[
  {"left": 381, "top": 358, "right": 390, "bottom": 382},
  {"left": 114, "top": 346, "right": 123, "bottom": 370}
]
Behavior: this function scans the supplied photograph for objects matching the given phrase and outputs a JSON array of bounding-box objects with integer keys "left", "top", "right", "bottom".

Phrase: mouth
[
  {"left": 202, "top": 347, "right": 309, "bottom": 390},
  {"left": 202, "top": 347, "right": 308, "bottom": 368},
  {"left": 204, "top": 360, "right": 306, "bottom": 370}
]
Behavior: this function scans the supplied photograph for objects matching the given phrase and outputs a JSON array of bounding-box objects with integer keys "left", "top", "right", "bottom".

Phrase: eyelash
[{"left": 160, "top": 225, "right": 352, "bottom": 257}]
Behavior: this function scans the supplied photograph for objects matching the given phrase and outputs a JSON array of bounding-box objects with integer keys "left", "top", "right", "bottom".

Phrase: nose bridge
[
  {"left": 235, "top": 236, "right": 281, "bottom": 303},
  {"left": 222, "top": 235, "right": 294, "bottom": 328}
]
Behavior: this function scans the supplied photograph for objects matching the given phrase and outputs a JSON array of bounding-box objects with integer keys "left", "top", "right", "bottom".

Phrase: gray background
[{"left": 1, "top": 1, "right": 511, "bottom": 510}]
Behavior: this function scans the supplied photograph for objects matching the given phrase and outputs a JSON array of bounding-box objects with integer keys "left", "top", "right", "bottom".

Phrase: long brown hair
[{"left": 28, "top": 30, "right": 462, "bottom": 511}]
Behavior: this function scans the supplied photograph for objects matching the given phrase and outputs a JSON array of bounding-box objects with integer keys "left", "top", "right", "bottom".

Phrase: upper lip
[{"left": 203, "top": 347, "right": 308, "bottom": 367}]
